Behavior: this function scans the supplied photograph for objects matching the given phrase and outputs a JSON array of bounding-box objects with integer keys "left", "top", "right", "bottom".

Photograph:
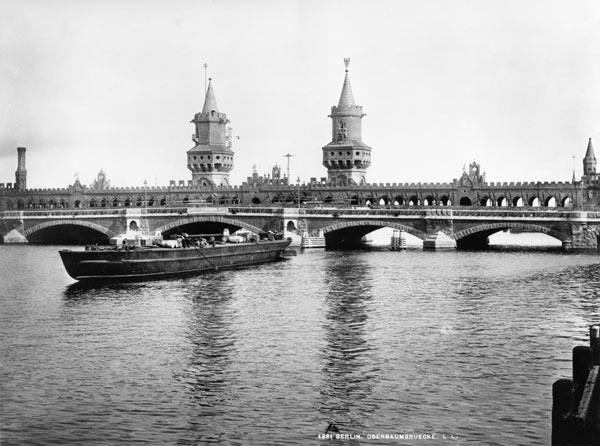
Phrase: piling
[
  {"left": 552, "top": 325, "right": 600, "bottom": 445},
  {"left": 552, "top": 379, "right": 573, "bottom": 441},
  {"left": 573, "top": 346, "right": 594, "bottom": 402},
  {"left": 590, "top": 325, "right": 600, "bottom": 365},
  {"left": 390, "top": 230, "right": 406, "bottom": 250}
]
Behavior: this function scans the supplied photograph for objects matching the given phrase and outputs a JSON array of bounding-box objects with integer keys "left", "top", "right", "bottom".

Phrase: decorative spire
[
  {"left": 585, "top": 137, "right": 596, "bottom": 160},
  {"left": 202, "top": 78, "right": 219, "bottom": 114},
  {"left": 338, "top": 58, "right": 355, "bottom": 108}
]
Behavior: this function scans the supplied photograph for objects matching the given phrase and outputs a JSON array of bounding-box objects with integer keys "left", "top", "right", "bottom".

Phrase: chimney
[{"left": 15, "top": 147, "right": 27, "bottom": 191}]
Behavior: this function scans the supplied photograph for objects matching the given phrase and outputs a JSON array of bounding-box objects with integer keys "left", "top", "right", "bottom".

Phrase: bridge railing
[
  {"left": 1, "top": 208, "right": 129, "bottom": 218},
  {"left": 2, "top": 205, "right": 600, "bottom": 220}
]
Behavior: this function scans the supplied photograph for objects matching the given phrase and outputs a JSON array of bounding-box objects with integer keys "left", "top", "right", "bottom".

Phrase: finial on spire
[
  {"left": 344, "top": 57, "right": 350, "bottom": 72},
  {"left": 204, "top": 63, "right": 208, "bottom": 94}
]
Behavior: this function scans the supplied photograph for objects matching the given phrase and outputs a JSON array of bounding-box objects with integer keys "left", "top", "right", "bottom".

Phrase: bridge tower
[
  {"left": 15, "top": 147, "right": 27, "bottom": 191},
  {"left": 583, "top": 137, "right": 597, "bottom": 181},
  {"left": 187, "top": 79, "right": 234, "bottom": 187},
  {"left": 322, "top": 58, "right": 371, "bottom": 186}
]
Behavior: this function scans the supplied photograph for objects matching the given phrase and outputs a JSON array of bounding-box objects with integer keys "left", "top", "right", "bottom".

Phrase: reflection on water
[
  {"left": 177, "top": 276, "right": 238, "bottom": 443},
  {"left": 2, "top": 245, "right": 600, "bottom": 444},
  {"left": 320, "top": 254, "right": 378, "bottom": 434}
]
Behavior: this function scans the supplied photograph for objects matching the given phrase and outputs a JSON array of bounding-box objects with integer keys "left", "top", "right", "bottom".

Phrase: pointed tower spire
[
  {"left": 338, "top": 58, "right": 356, "bottom": 107},
  {"left": 585, "top": 137, "right": 595, "bottom": 159},
  {"left": 202, "top": 78, "right": 219, "bottom": 114},
  {"left": 583, "top": 137, "right": 597, "bottom": 177}
]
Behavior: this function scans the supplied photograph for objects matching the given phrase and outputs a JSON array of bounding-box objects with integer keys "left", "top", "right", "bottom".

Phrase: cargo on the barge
[{"left": 59, "top": 232, "right": 291, "bottom": 282}]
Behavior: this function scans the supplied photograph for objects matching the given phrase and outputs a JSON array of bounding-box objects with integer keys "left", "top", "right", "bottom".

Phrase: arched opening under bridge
[
  {"left": 319, "top": 221, "right": 426, "bottom": 250},
  {"left": 454, "top": 223, "right": 563, "bottom": 251},
  {"left": 157, "top": 216, "right": 264, "bottom": 240},
  {"left": 25, "top": 222, "right": 113, "bottom": 245}
]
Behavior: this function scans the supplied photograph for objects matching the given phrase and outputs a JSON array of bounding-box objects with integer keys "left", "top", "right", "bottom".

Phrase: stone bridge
[{"left": 3, "top": 205, "right": 600, "bottom": 252}]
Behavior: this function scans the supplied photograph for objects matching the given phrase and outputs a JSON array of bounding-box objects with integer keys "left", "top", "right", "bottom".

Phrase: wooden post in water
[
  {"left": 552, "top": 326, "right": 600, "bottom": 445},
  {"left": 590, "top": 325, "right": 600, "bottom": 365},
  {"left": 573, "top": 346, "right": 593, "bottom": 403},
  {"left": 552, "top": 378, "right": 574, "bottom": 442}
]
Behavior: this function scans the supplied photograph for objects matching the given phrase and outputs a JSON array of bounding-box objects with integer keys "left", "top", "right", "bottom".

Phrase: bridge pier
[
  {"left": 563, "top": 219, "right": 599, "bottom": 253},
  {"left": 423, "top": 231, "right": 457, "bottom": 250},
  {"left": 3, "top": 228, "right": 28, "bottom": 243},
  {"left": 1, "top": 214, "right": 27, "bottom": 243}
]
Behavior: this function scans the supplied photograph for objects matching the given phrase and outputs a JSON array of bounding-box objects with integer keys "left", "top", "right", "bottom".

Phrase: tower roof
[
  {"left": 202, "top": 79, "right": 219, "bottom": 114},
  {"left": 585, "top": 137, "right": 596, "bottom": 160},
  {"left": 338, "top": 70, "right": 356, "bottom": 108}
]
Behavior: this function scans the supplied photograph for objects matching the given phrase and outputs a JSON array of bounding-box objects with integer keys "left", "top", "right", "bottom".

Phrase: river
[{"left": 1, "top": 244, "right": 599, "bottom": 444}]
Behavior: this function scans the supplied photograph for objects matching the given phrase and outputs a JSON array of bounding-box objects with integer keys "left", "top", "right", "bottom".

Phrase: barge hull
[{"left": 59, "top": 240, "right": 290, "bottom": 281}]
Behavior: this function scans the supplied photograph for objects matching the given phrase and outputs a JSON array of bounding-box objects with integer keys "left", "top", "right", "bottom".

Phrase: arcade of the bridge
[{"left": 2, "top": 189, "right": 576, "bottom": 210}]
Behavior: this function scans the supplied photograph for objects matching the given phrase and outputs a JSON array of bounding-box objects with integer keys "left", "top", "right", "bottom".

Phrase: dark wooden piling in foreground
[{"left": 552, "top": 325, "right": 600, "bottom": 445}]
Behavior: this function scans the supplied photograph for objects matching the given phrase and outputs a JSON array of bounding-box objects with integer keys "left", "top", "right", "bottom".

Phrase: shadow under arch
[
  {"left": 319, "top": 253, "right": 379, "bottom": 434},
  {"left": 155, "top": 215, "right": 263, "bottom": 237},
  {"left": 454, "top": 222, "right": 565, "bottom": 250},
  {"left": 25, "top": 220, "right": 115, "bottom": 244},
  {"left": 318, "top": 220, "right": 427, "bottom": 249}
]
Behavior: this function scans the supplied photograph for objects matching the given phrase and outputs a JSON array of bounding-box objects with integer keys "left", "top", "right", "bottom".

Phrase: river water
[{"left": 1, "top": 244, "right": 600, "bottom": 445}]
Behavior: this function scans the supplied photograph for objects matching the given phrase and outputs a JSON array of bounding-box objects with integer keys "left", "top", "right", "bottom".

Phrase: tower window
[
  {"left": 216, "top": 156, "right": 220, "bottom": 159},
  {"left": 338, "top": 152, "right": 342, "bottom": 156},
  {"left": 330, "top": 152, "right": 334, "bottom": 156},
  {"left": 336, "top": 120, "right": 347, "bottom": 142},
  {"left": 347, "top": 151, "right": 350, "bottom": 155},
  {"left": 356, "top": 152, "right": 360, "bottom": 156}
]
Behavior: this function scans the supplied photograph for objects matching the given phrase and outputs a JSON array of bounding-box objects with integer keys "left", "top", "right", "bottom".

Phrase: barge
[{"left": 59, "top": 231, "right": 291, "bottom": 282}]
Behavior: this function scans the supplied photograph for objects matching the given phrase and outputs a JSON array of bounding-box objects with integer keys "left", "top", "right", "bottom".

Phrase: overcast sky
[{"left": 1, "top": 0, "right": 600, "bottom": 188}]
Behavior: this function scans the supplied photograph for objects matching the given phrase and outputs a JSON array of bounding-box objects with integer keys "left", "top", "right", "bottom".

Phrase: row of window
[
  {"left": 326, "top": 151, "right": 370, "bottom": 157},
  {"left": 1, "top": 195, "right": 575, "bottom": 209},
  {"left": 190, "top": 154, "right": 232, "bottom": 162}
]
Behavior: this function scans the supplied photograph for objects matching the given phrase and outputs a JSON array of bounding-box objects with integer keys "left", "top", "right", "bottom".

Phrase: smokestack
[{"left": 15, "top": 146, "right": 27, "bottom": 191}]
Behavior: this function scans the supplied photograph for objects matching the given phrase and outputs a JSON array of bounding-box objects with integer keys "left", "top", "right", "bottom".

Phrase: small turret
[
  {"left": 272, "top": 165, "right": 281, "bottom": 180},
  {"left": 583, "top": 137, "right": 597, "bottom": 177}
]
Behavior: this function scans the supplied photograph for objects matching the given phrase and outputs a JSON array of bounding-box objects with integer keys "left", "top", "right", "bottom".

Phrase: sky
[{"left": 1, "top": 0, "right": 600, "bottom": 189}]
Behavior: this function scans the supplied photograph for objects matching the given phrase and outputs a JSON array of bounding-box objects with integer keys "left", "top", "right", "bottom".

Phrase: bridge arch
[
  {"left": 454, "top": 222, "right": 566, "bottom": 243},
  {"left": 23, "top": 220, "right": 116, "bottom": 244},
  {"left": 24, "top": 220, "right": 117, "bottom": 239},
  {"left": 155, "top": 215, "right": 264, "bottom": 235},
  {"left": 317, "top": 220, "right": 427, "bottom": 240},
  {"left": 545, "top": 196, "right": 557, "bottom": 208}
]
